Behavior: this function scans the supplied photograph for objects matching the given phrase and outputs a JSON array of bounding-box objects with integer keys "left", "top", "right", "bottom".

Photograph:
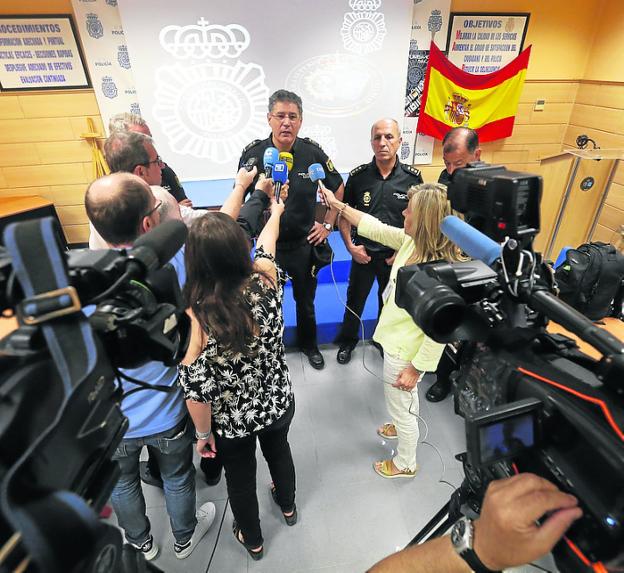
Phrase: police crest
[
  {"left": 363, "top": 191, "right": 371, "bottom": 206},
  {"left": 86, "top": 13, "right": 104, "bottom": 40},
  {"left": 117, "top": 45, "right": 131, "bottom": 69},
  {"left": 130, "top": 102, "right": 141, "bottom": 115},
  {"left": 106, "top": 0, "right": 118, "bottom": 6},
  {"left": 101, "top": 76, "right": 118, "bottom": 99}
]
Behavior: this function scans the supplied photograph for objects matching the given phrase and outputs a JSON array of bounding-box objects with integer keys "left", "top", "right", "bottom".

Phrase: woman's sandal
[
  {"left": 377, "top": 422, "right": 398, "bottom": 440},
  {"left": 270, "top": 484, "right": 298, "bottom": 526},
  {"left": 373, "top": 459, "right": 417, "bottom": 479},
  {"left": 233, "top": 522, "right": 264, "bottom": 561}
]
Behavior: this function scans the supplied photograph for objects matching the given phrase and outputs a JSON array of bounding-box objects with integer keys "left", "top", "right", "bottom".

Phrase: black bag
[
  {"left": 555, "top": 242, "right": 624, "bottom": 321},
  {"left": 310, "top": 241, "right": 333, "bottom": 277}
]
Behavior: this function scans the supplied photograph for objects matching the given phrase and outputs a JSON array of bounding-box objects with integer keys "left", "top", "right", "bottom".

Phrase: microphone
[
  {"left": 440, "top": 216, "right": 501, "bottom": 266},
  {"left": 272, "top": 160, "right": 288, "bottom": 203},
  {"left": 308, "top": 163, "right": 325, "bottom": 187},
  {"left": 279, "top": 151, "right": 293, "bottom": 172},
  {"left": 127, "top": 219, "right": 188, "bottom": 276},
  {"left": 263, "top": 147, "right": 279, "bottom": 178}
]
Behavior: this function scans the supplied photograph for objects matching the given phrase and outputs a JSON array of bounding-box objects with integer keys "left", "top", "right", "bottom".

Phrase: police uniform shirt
[
  {"left": 239, "top": 135, "right": 343, "bottom": 243},
  {"left": 161, "top": 163, "right": 188, "bottom": 202},
  {"left": 345, "top": 157, "right": 422, "bottom": 254}
]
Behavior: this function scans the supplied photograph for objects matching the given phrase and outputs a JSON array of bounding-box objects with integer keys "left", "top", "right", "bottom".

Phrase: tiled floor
[{"left": 106, "top": 343, "right": 553, "bottom": 572}]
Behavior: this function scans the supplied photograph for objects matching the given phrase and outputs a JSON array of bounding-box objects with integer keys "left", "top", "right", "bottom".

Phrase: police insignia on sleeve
[
  {"left": 326, "top": 159, "right": 336, "bottom": 172},
  {"left": 242, "top": 139, "right": 261, "bottom": 154}
]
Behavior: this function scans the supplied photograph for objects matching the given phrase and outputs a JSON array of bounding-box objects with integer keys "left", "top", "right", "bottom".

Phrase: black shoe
[
  {"left": 139, "top": 461, "right": 163, "bottom": 489},
  {"left": 371, "top": 341, "right": 384, "bottom": 359},
  {"left": 337, "top": 344, "right": 355, "bottom": 365},
  {"left": 270, "top": 485, "right": 298, "bottom": 526},
  {"left": 303, "top": 347, "right": 325, "bottom": 370},
  {"left": 426, "top": 379, "right": 451, "bottom": 402},
  {"left": 233, "top": 522, "right": 264, "bottom": 560}
]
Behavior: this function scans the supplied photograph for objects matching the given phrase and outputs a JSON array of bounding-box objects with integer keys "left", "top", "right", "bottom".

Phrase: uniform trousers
[{"left": 336, "top": 253, "right": 391, "bottom": 346}]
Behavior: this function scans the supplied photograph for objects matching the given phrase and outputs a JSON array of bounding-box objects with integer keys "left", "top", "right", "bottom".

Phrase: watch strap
[{"left": 459, "top": 548, "right": 501, "bottom": 573}]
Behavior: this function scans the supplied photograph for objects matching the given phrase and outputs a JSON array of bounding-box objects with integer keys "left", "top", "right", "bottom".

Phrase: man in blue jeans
[{"left": 85, "top": 172, "right": 216, "bottom": 560}]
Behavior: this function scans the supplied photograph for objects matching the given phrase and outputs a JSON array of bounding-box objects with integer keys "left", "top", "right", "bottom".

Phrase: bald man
[{"left": 335, "top": 118, "right": 423, "bottom": 365}]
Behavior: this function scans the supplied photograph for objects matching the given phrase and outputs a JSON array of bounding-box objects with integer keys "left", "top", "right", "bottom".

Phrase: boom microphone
[
  {"left": 127, "top": 219, "right": 188, "bottom": 276},
  {"left": 272, "top": 160, "right": 288, "bottom": 204},
  {"left": 263, "top": 147, "right": 279, "bottom": 178},
  {"left": 278, "top": 151, "right": 293, "bottom": 172},
  {"left": 441, "top": 215, "right": 501, "bottom": 266}
]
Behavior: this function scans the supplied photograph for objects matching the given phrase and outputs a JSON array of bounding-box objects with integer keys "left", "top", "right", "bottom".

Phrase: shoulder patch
[
  {"left": 401, "top": 163, "right": 422, "bottom": 178},
  {"left": 349, "top": 163, "right": 368, "bottom": 177},
  {"left": 242, "top": 139, "right": 262, "bottom": 154},
  {"left": 303, "top": 137, "right": 323, "bottom": 150}
]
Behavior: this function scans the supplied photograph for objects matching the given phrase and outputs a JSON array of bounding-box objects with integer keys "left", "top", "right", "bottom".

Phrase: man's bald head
[
  {"left": 370, "top": 118, "right": 402, "bottom": 166},
  {"left": 85, "top": 173, "right": 156, "bottom": 246},
  {"left": 441, "top": 127, "right": 481, "bottom": 176}
]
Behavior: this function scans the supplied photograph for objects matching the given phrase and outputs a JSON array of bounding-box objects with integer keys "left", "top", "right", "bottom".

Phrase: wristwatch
[
  {"left": 322, "top": 222, "right": 332, "bottom": 232},
  {"left": 450, "top": 517, "right": 501, "bottom": 573},
  {"left": 195, "top": 429, "right": 212, "bottom": 440}
]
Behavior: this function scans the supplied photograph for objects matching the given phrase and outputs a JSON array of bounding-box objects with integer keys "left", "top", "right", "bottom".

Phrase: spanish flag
[{"left": 417, "top": 42, "right": 531, "bottom": 142}]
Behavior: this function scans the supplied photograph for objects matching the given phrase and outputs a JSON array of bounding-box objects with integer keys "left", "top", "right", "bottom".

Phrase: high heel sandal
[
  {"left": 270, "top": 484, "right": 298, "bottom": 526},
  {"left": 232, "top": 522, "right": 264, "bottom": 561}
]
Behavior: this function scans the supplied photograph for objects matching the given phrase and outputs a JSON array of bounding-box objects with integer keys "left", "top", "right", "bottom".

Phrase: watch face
[{"left": 451, "top": 519, "right": 465, "bottom": 545}]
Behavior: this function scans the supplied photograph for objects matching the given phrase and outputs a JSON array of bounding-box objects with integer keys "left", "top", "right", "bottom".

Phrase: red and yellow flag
[{"left": 417, "top": 42, "right": 531, "bottom": 142}]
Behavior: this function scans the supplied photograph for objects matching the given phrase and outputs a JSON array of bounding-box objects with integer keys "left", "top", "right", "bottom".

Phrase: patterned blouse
[{"left": 178, "top": 248, "right": 293, "bottom": 439}]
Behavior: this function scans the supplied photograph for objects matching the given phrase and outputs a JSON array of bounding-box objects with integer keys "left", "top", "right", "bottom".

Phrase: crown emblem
[
  {"left": 349, "top": 0, "right": 382, "bottom": 10},
  {"left": 159, "top": 17, "right": 250, "bottom": 60},
  {"left": 444, "top": 92, "right": 471, "bottom": 126}
]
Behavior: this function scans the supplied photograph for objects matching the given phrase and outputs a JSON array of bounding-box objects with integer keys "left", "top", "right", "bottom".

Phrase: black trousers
[
  {"left": 216, "top": 400, "right": 296, "bottom": 548},
  {"left": 276, "top": 241, "right": 318, "bottom": 349},
  {"left": 335, "top": 254, "right": 392, "bottom": 346}
]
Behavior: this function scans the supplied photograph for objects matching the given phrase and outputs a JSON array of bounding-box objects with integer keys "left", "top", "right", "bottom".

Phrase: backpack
[{"left": 555, "top": 242, "right": 624, "bottom": 321}]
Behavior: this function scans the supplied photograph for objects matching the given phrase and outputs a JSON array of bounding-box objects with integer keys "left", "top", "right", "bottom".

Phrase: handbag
[{"left": 310, "top": 240, "right": 333, "bottom": 277}]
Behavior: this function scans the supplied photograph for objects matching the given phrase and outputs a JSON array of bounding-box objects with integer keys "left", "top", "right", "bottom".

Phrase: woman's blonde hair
[{"left": 404, "top": 182, "right": 465, "bottom": 265}]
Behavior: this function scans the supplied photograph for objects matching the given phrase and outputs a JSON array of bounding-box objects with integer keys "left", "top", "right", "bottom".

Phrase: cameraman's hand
[
  {"left": 473, "top": 473, "right": 582, "bottom": 571},
  {"left": 393, "top": 364, "right": 421, "bottom": 391},
  {"left": 196, "top": 433, "right": 217, "bottom": 459}
]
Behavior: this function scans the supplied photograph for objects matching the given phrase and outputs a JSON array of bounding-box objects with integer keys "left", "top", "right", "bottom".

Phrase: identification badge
[{"left": 382, "top": 278, "right": 394, "bottom": 304}]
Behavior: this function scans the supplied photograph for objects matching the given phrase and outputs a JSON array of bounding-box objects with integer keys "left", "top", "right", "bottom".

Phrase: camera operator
[{"left": 368, "top": 473, "right": 582, "bottom": 572}]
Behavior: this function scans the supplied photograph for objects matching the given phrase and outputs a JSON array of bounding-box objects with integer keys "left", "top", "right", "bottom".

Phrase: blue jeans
[{"left": 111, "top": 417, "right": 196, "bottom": 546}]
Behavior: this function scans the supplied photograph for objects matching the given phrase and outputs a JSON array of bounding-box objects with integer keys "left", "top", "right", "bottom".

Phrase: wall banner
[
  {"left": 0, "top": 15, "right": 90, "bottom": 90},
  {"left": 446, "top": 13, "right": 529, "bottom": 73},
  {"left": 402, "top": 0, "right": 451, "bottom": 166},
  {"left": 71, "top": 0, "right": 139, "bottom": 136}
]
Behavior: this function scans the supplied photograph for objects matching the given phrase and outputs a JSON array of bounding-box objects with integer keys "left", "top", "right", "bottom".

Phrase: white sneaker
[
  {"left": 130, "top": 534, "right": 159, "bottom": 561},
  {"left": 174, "top": 501, "right": 216, "bottom": 559}
]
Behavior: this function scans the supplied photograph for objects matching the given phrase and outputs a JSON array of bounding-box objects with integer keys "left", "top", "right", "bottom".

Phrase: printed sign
[
  {"left": 446, "top": 13, "right": 529, "bottom": 74},
  {"left": 0, "top": 15, "right": 90, "bottom": 90}
]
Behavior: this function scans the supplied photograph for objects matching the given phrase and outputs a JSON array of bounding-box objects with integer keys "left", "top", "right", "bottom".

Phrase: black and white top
[{"left": 178, "top": 248, "right": 293, "bottom": 439}]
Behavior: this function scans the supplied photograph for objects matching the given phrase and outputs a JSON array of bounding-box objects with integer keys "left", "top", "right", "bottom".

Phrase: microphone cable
[{"left": 327, "top": 244, "right": 456, "bottom": 492}]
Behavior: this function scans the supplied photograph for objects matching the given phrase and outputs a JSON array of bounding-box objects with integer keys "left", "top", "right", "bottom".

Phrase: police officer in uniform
[
  {"left": 238, "top": 89, "right": 344, "bottom": 370},
  {"left": 335, "top": 118, "right": 423, "bottom": 364}
]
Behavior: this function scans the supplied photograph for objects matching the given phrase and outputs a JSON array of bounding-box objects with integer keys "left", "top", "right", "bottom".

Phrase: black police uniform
[
  {"left": 161, "top": 163, "right": 188, "bottom": 202},
  {"left": 335, "top": 157, "right": 422, "bottom": 347},
  {"left": 238, "top": 134, "right": 343, "bottom": 350}
]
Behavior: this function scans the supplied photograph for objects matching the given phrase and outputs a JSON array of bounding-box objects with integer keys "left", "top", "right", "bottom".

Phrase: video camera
[
  {"left": 0, "top": 217, "right": 190, "bottom": 573},
  {"left": 396, "top": 163, "right": 624, "bottom": 571}
]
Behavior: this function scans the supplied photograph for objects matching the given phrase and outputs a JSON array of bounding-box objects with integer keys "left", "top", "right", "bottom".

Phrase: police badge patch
[
  {"left": 86, "top": 13, "right": 104, "bottom": 39},
  {"left": 363, "top": 191, "right": 371, "bottom": 206},
  {"left": 326, "top": 159, "right": 336, "bottom": 173}
]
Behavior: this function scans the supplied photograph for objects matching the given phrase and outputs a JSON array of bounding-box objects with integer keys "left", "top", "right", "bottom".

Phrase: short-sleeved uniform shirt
[
  {"left": 238, "top": 135, "right": 343, "bottom": 243},
  {"left": 161, "top": 163, "right": 188, "bottom": 202},
  {"left": 345, "top": 157, "right": 422, "bottom": 255}
]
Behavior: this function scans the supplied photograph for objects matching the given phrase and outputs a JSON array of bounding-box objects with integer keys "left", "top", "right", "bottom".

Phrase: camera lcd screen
[{"left": 478, "top": 412, "right": 535, "bottom": 465}]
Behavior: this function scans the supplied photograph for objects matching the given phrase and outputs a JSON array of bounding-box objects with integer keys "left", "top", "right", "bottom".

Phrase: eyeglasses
[
  {"left": 143, "top": 199, "right": 162, "bottom": 219},
  {"left": 143, "top": 155, "right": 164, "bottom": 168},
  {"left": 270, "top": 113, "right": 301, "bottom": 123}
]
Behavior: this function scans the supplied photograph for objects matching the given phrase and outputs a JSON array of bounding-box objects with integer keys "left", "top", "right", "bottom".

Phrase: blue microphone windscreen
[
  {"left": 440, "top": 216, "right": 501, "bottom": 266},
  {"left": 308, "top": 163, "right": 325, "bottom": 182},
  {"left": 272, "top": 161, "right": 288, "bottom": 183},
  {"left": 263, "top": 147, "right": 279, "bottom": 166}
]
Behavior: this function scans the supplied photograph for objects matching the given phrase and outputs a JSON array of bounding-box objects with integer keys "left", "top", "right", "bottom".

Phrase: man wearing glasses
[{"left": 238, "top": 90, "right": 345, "bottom": 370}]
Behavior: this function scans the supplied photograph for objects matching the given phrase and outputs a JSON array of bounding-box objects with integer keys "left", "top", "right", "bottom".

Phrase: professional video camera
[
  {"left": 0, "top": 217, "right": 190, "bottom": 573},
  {"left": 395, "top": 163, "right": 624, "bottom": 572}
]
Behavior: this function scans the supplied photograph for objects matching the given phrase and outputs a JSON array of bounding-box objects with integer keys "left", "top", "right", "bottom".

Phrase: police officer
[
  {"left": 426, "top": 126, "right": 481, "bottom": 403},
  {"left": 238, "top": 89, "right": 344, "bottom": 370},
  {"left": 335, "top": 118, "right": 422, "bottom": 364}
]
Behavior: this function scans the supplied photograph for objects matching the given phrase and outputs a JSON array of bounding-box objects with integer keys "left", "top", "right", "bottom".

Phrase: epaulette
[
  {"left": 349, "top": 163, "right": 368, "bottom": 177},
  {"left": 242, "top": 139, "right": 262, "bottom": 154},
  {"left": 303, "top": 137, "right": 323, "bottom": 150},
  {"left": 401, "top": 163, "right": 422, "bottom": 178}
]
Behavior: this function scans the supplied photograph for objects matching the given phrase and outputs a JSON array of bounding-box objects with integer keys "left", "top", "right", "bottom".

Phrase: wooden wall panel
[
  {"left": 0, "top": 144, "right": 41, "bottom": 167},
  {"left": 0, "top": 118, "right": 76, "bottom": 144},
  {"left": 0, "top": 97, "right": 24, "bottom": 119},
  {"left": 57, "top": 205, "right": 87, "bottom": 226},
  {"left": 19, "top": 93, "right": 100, "bottom": 118},
  {"left": 575, "top": 83, "right": 624, "bottom": 109},
  {"left": 519, "top": 82, "right": 579, "bottom": 104},
  {"left": 570, "top": 103, "right": 624, "bottom": 135},
  {"left": 63, "top": 224, "right": 90, "bottom": 245},
  {"left": 599, "top": 204, "right": 624, "bottom": 232}
]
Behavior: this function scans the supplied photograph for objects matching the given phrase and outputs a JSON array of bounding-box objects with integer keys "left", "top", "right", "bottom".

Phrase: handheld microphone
[
  {"left": 440, "top": 216, "right": 501, "bottom": 267},
  {"left": 263, "top": 147, "right": 279, "bottom": 178},
  {"left": 308, "top": 163, "right": 326, "bottom": 186},
  {"left": 272, "top": 160, "right": 288, "bottom": 204},
  {"left": 278, "top": 152, "right": 293, "bottom": 172},
  {"left": 127, "top": 219, "right": 188, "bottom": 276}
]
